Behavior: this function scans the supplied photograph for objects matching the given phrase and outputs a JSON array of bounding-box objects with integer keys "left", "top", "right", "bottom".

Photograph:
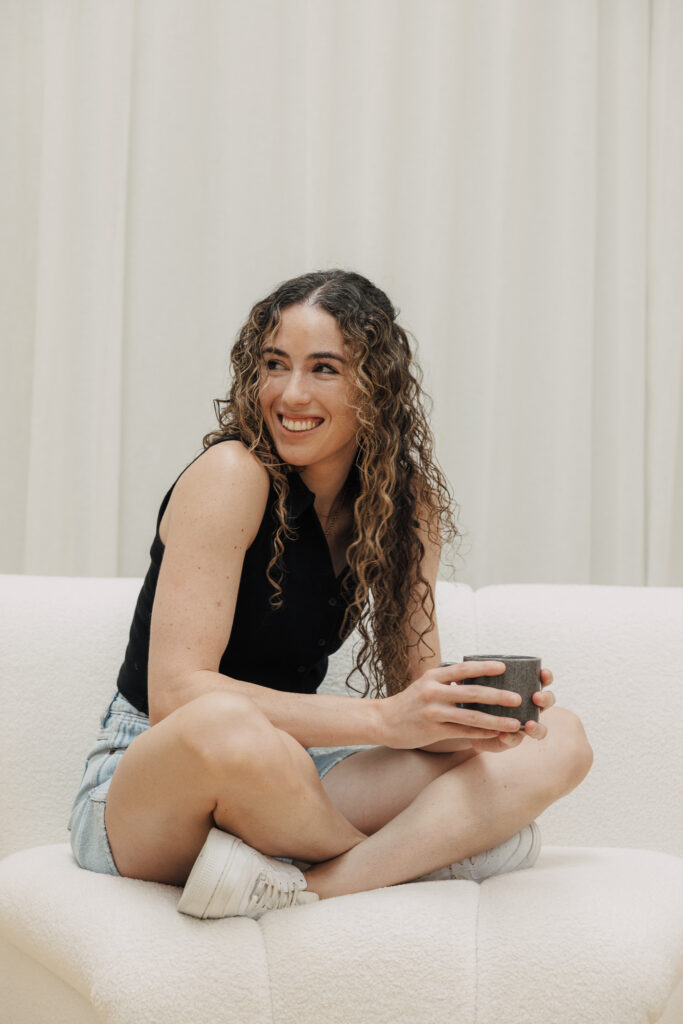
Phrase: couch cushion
[
  {"left": 474, "top": 845, "right": 683, "bottom": 1024},
  {"left": 1, "top": 844, "right": 681, "bottom": 1024},
  {"left": 0, "top": 574, "right": 143, "bottom": 858},
  {"left": 474, "top": 583, "right": 683, "bottom": 856}
]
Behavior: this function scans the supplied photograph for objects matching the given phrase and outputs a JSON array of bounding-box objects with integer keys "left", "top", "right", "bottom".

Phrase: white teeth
[{"left": 281, "top": 417, "right": 323, "bottom": 432}]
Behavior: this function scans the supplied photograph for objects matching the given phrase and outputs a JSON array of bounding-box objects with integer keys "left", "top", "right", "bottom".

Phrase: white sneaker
[
  {"left": 415, "top": 822, "right": 541, "bottom": 883},
  {"left": 177, "top": 828, "right": 319, "bottom": 920}
]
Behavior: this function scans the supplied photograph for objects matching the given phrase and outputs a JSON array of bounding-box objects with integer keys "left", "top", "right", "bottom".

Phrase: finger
[
  {"left": 449, "top": 683, "right": 522, "bottom": 707},
  {"left": 524, "top": 719, "right": 547, "bottom": 741},
  {"left": 497, "top": 732, "right": 524, "bottom": 748},
  {"left": 532, "top": 688, "right": 556, "bottom": 710},
  {"left": 446, "top": 706, "right": 522, "bottom": 733},
  {"left": 454, "top": 728, "right": 502, "bottom": 740},
  {"left": 436, "top": 660, "right": 506, "bottom": 683},
  {"left": 540, "top": 669, "right": 554, "bottom": 687}
]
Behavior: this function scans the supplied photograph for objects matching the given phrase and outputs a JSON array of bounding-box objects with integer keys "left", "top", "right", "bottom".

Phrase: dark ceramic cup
[{"left": 441, "top": 656, "right": 542, "bottom": 725}]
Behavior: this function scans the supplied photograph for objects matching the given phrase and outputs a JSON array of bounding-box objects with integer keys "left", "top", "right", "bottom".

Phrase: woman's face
[{"left": 258, "top": 303, "right": 359, "bottom": 478}]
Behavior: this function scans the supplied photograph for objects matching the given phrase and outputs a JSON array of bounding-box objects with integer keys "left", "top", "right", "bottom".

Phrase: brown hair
[{"left": 203, "top": 269, "right": 461, "bottom": 697}]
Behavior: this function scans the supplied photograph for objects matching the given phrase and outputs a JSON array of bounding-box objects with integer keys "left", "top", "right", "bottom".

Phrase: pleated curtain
[{"left": 1, "top": 0, "right": 681, "bottom": 587}]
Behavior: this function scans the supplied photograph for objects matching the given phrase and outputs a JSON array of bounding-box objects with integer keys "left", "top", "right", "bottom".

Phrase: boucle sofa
[{"left": 1, "top": 574, "right": 682, "bottom": 1024}]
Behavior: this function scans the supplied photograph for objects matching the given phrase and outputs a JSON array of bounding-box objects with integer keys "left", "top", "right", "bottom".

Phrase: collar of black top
[
  {"left": 286, "top": 461, "right": 360, "bottom": 521},
  {"left": 286, "top": 471, "right": 316, "bottom": 519}
]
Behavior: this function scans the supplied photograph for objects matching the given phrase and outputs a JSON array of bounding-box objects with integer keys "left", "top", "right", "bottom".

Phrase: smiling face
[{"left": 258, "top": 303, "right": 360, "bottom": 484}]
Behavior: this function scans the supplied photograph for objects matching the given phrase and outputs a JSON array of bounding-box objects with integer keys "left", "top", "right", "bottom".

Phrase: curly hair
[{"left": 203, "top": 269, "right": 462, "bottom": 698}]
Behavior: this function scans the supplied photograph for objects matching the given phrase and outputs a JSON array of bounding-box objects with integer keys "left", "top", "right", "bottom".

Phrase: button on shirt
[{"left": 116, "top": 437, "right": 361, "bottom": 714}]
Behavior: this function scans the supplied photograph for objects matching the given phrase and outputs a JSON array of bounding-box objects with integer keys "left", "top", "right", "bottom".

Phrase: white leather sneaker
[
  {"left": 415, "top": 822, "right": 541, "bottom": 883},
  {"left": 177, "top": 828, "right": 319, "bottom": 920}
]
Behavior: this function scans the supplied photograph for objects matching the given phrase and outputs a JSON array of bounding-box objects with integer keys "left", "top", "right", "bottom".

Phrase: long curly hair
[{"left": 203, "top": 269, "right": 462, "bottom": 698}]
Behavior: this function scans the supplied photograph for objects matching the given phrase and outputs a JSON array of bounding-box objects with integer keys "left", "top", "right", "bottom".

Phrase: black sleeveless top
[{"left": 116, "top": 438, "right": 361, "bottom": 714}]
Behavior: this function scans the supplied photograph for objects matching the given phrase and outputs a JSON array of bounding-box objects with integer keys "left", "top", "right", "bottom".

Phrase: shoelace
[{"left": 249, "top": 873, "right": 301, "bottom": 911}]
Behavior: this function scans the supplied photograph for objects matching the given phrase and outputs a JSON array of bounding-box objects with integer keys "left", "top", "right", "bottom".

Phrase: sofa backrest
[{"left": 1, "top": 574, "right": 681, "bottom": 860}]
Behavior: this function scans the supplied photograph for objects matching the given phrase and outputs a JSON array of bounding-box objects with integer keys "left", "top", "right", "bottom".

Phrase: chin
[{"left": 280, "top": 452, "right": 308, "bottom": 467}]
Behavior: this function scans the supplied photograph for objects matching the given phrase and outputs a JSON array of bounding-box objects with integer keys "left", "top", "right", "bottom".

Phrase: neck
[{"left": 297, "top": 453, "right": 357, "bottom": 517}]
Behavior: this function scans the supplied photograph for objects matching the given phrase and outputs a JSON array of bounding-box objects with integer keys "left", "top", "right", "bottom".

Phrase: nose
[{"left": 282, "top": 369, "right": 311, "bottom": 406}]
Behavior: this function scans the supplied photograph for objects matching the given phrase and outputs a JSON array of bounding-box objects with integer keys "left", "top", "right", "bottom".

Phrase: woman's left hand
[{"left": 469, "top": 668, "right": 556, "bottom": 753}]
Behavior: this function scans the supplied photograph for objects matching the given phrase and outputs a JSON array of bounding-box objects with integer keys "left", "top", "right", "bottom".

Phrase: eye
[
  {"left": 263, "top": 358, "right": 283, "bottom": 371},
  {"left": 314, "top": 363, "right": 339, "bottom": 375}
]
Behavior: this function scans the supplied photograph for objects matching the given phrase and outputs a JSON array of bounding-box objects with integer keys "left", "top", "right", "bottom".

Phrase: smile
[{"left": 279, "top": 416, "right": 324, "bottom": 433}]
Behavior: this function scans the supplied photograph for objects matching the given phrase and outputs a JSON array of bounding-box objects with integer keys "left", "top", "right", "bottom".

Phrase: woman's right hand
[{"left": 376, "top": 661, "right": 523, "bottom": 750}]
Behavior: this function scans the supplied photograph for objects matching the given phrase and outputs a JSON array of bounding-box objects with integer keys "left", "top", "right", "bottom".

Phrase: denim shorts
[{"left": 68, "top": 690, "right": 369, "bottom": 877}]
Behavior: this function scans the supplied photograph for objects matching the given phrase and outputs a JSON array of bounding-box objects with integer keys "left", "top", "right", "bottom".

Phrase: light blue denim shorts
[{"left": 68, "top": 690, "right": 369, "bottom": 877}]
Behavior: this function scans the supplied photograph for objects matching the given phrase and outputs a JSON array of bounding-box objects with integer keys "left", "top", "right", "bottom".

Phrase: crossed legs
[
  {"left": 105, "top": 692, "right": 593, "bottom": 897},
  {"left": 306, "top": 706, "right": 592, "bottom": 897}
]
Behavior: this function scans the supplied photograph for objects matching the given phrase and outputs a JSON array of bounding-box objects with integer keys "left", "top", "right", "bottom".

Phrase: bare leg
[
  {"left": 105, "top": 692, "right": 367, "bottom": 886},
  {"left": 304, "top": 707, "right": 593, "bottom": 899}
]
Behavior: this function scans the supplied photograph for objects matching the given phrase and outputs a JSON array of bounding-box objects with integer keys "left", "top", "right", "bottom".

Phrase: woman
[{"left": 69, "top": 269, "right": 593, "bottom": 920}]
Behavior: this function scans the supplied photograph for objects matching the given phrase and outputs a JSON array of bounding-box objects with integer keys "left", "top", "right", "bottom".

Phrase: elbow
[
  {"left": 148, "top": 672, "right": 185, "bottom": 726},
  {"left": 148, "top": 694, "right": 173, "bottom": 727}
]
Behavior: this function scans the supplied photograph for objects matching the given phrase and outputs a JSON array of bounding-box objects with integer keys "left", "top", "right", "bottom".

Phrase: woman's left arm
[
  {"left": 405, "top": 496, "right": 556, "bottom": 753},
  {"left": 402, "top": 497, "right": 444, "bottom": 685},
  {"left": 402, "top": 495, "right": 470, "bottom": 753}
]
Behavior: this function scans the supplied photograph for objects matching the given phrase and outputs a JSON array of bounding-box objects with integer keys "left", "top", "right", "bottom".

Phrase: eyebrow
[{"left": 262, "top": 346, "right": 347, "bottom": 364}]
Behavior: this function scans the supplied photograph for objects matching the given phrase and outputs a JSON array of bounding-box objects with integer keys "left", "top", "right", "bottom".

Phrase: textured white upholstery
[{"left": 1, "top": 574, "right": 682, "bottom": 1023}]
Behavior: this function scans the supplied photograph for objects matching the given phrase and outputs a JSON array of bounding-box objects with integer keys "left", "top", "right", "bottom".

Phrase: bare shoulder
[
  {"left": 162, "top": 440, "right": 270, "bottom": 548},
  {"left": 149, "top": 442, "right": 271, "bottom": 713},
  {"left": 180, "top": 439, "right": 269, "bottom": 491}
]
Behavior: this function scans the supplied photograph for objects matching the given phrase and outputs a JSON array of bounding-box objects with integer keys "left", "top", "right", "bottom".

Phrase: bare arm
[
  {"left": 403, "top": 494, "right": 445, "bottom": 683},
  {"left": 394, "top": 493, "right": 475, "bottom": 753},
  {"left": 158, "top": 668, "right": 384, "bottom": 747},
  {"left": 391, "top": 491, "right": 513, "bottom": 753},
  {"left": 395, "top": 493, "right": 550, "bottom": 751},
  {"left": 147, "top": 441, "right": 383, "bottom": 746}
]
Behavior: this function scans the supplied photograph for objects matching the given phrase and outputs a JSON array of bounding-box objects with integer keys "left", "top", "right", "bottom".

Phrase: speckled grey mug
[{"left": 442, "top": 656, "right": 542, "bottom": 725}]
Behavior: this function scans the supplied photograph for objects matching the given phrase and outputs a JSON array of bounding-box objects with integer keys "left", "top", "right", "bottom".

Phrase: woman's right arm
[
  {"left": 147, "top": 441, "right": 382, "bottom": 746},
  {"left": 147, "top": 440, "right": 269, "bottom": 724}
]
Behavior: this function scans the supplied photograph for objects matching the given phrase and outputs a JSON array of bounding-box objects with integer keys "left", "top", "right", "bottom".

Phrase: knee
[
  {"left": 544, "top": 707, "right": 594, "bottom": 799},
  {"left": 173, "top": 691, "right": 280, "bottom": 776}
]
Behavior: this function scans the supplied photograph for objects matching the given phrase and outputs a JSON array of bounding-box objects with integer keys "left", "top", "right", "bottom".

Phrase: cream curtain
[{"left": 2, "top": 0, "right": 681, "bottom": 587}]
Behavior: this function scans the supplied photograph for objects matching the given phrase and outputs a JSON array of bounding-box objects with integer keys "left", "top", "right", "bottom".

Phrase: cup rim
[{"left": 463, "top": 655, "right": 539, "bottom": 661}]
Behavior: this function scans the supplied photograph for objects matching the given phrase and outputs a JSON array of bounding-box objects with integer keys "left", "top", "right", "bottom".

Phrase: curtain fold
[
  {"left": 646, "top": 0, "right": 683, "bottom": 584},
  {"left": 21, "top": 0, "right": 135, "bottom": 575},
  {"left": 2, "top": 0, "right": 681, "bottom": 585},
  {"left": 589, "top": 0, "right": 649, "bottom": 584}
]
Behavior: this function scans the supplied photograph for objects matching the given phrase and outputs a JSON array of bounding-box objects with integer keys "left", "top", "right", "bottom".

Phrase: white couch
[{"left": 1, "top": 574, "right": 682, "bottom": 1024}]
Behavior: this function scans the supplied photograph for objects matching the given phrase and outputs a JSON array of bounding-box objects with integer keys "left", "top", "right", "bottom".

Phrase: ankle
[
  {"left": 302, "top": 836, "right": 371, "bottom": 901},
  {"left": 301, "top": 865, "right": 337, "bottom": 900}
]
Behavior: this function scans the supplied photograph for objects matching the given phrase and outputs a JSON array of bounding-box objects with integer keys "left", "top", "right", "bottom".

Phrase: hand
[
  {"left": 377, "top": 661, "right": 524, "bottom": 750},
  {"left": 469, "top": 667, "right": 556, "bottom": 752}
]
